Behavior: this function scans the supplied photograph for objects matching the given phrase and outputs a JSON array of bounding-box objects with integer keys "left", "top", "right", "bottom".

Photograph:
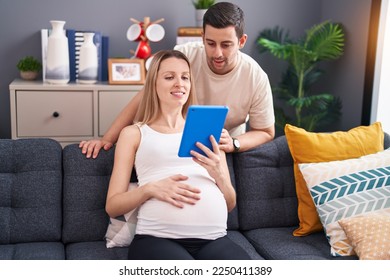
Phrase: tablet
[{"left": 178, "top": 105, "right": 229, "bottom": 157}]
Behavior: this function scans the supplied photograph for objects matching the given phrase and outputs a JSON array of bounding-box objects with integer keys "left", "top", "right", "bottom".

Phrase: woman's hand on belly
[{"left": 143, "top": 174, "right": 201, "bottom": 208}]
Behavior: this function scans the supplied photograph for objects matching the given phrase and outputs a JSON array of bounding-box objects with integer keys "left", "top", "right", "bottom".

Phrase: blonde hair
[{"left": 134, "top": 50, "right": 197, "bottom": 124}]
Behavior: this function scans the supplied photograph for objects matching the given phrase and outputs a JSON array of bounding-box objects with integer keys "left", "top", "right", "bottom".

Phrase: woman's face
[{"left": 156, "top": 57, "right": 191, "bottom": 108}]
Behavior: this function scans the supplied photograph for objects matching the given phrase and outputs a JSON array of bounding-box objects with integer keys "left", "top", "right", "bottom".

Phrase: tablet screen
[{"left": 178, "top": 105, "right": 229, "bottom": 157}]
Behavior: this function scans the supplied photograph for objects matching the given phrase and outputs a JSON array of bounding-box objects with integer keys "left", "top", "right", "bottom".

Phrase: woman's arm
[
  {"left": 191, "top": 135, "right": 236, "bottom": 212},
  {"left": 105, "top": 125, "right": 145, "bottom": 217}
]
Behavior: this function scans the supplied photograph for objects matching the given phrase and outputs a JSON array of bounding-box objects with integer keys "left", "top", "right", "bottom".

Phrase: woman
[{"left": 105, "top": 50, "right": 250, "bottom": 260}]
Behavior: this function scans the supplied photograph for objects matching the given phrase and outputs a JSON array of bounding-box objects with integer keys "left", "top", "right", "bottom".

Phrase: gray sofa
[{"left": 1, "top": 132, "right": 389, "bottom": 260}]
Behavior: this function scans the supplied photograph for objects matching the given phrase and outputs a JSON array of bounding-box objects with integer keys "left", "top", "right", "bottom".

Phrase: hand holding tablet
[{"left": 178, "top": 105, "right": 229, "bottom": 157}]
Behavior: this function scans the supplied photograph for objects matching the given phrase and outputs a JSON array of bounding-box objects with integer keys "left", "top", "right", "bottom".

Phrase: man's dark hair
[{"left": 203, "top": 2, "right": 245, "bottom": 39}]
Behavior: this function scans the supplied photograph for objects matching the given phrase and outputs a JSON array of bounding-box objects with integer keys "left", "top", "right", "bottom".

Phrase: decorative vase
[
  {"left": 45, "top": 20, "right": 70, "bottom": 84},
  {"left": 195, "top": 9, "right": 207, "bottom": 27},
  {"left": 78, "top": 32, "right": 98, "bottom": 84}
]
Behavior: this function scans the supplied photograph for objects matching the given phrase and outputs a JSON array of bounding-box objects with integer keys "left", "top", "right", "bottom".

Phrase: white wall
[{"left": 372, "top": 0, "right": 390, "bottom": 132}]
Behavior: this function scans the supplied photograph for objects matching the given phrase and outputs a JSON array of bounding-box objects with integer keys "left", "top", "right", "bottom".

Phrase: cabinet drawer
[
  {"left": 16, "top": 91, "right": 93, "bottom": 137},
  {"left": 98, "top": 90, "right": 137, "bottom": 136}
]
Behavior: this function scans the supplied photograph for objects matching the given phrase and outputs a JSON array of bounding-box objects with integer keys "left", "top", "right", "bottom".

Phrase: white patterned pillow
[
  {"left": 299, "top": 148, "right": 390, "bottom": 256},
  {"left": 105, "top": 183, "right": 138, "bottom": 248}
]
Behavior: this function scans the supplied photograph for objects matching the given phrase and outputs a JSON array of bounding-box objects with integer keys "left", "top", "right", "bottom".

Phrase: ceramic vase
[
  {"left": 46, "top": 20, "right": 70, "bottom": 84},
  {"left": 78, "top": 32, "right": 98, "bottom": 84}
]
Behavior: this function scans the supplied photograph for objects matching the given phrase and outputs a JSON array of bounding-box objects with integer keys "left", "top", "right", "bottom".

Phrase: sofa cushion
[
  {"left": 65, "top": 241, "right": 129, "bottom": 260},
  {"left": 0, "top": 242, "right": 65, "bottom": 260},
  {"left": 285, "top": 122, "right": 384, "bottom": 236},
  {"left": 243, "top": 227, "right": 358, "bottom": 260},
  {"left": 385, "top": 132, "right": 390, "bottom": 150},
  {"left": 0, "top": 138, "right": 62, "bottom": 245},
  {"left": 226, "top": 153, "right": 239, "bottom": 230},
  {"left": 234, "top": 136, "right": 298, "bottom": 230},
  {"left": 299, "top": 148, "right": 390, "bottom": 256},
  {"left": 62, "top": 144, "right": 115, "bottom": 244},
  {"left": 226, "top": 230, "right": 264, "bottom": 260}
]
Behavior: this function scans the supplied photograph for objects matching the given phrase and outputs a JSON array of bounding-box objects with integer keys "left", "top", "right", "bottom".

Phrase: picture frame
[{"left": 108, "top": 58, "right": 145, "bottom": 85}]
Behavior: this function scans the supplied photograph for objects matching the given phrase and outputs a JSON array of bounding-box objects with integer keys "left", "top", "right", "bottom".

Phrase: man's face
[{"left": 202, "top": 25, "right": 247, "bottom": 75}]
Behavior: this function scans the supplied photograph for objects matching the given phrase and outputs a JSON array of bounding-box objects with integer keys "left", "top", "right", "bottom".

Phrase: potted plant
[
  {"left": 192, "top": 0, "right": 215, "bottom": 9},
  {"left": 192, "top": 0, "right": 215, "bottom": 27},
  {"left": 257, "top": 21, "right": 345, "bottom": 133},
  {"left": 17, "top": 56, "right": 42, "bottom": 80}
]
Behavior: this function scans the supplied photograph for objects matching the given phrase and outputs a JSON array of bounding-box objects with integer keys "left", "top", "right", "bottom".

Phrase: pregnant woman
[{"left": 105, "top": 49, "right": 250, "bottom": 260}]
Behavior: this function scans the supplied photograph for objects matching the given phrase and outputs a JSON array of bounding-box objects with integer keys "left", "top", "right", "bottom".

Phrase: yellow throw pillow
[{"left": 285, "top": 122, "right": 384, "bottom": 236}]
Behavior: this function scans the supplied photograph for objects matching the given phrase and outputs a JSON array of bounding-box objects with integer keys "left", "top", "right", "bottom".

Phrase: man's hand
[
  {"left": 79, "top": 139, "right": 114, "bottom": 159},
  {"left": 218, "top": 129, "right": 234, "bottom": 153},
  {"left": 218, "top": 125, "right": 275, "bottom": 153}
]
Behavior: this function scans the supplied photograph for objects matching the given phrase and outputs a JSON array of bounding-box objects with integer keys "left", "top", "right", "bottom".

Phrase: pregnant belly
[{"left": 136, "top": 176, "right": 228, "bottom": 238}]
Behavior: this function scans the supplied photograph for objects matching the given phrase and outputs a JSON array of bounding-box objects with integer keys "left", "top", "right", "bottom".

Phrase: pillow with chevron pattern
[
  {"left": 299, "top": 148, "right": 390, "bottom": 257},
  {"left": 105, "top": 183, "right": 138, "bottom": 248}
]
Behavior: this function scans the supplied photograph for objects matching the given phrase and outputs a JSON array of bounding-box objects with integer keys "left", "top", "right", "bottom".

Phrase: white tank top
[{"left": 134, "top": 124, "right": 227, "bottom": 240}]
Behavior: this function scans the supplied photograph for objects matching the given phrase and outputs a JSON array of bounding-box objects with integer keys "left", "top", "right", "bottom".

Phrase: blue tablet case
[{"left": 178, "top": 105, "right": 229, "bottom": 157}]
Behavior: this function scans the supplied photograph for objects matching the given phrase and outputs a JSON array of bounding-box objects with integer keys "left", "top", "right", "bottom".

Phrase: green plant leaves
[
  {"left": 17, "top": 56, "right": 42, "bottom": 72},
  {"left": 257, "top": 21, "right": 345, "bottom": 132},
  {"left": 305, "top": 21, "right": 344, "bottom": 61},
  {"left": 192, "top": 0, "right": 215, "bottom": 9}
]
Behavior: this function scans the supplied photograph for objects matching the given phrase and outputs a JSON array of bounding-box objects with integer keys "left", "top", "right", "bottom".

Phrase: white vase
[
  {"left": 195, "top": 9, "right": 207, "bottom": 27},
  {"left": 46, "top": 20, "right": 69, "bottom": 84},
  {"left": 78, "top": 32, "right": 98, "bottom": 84}
]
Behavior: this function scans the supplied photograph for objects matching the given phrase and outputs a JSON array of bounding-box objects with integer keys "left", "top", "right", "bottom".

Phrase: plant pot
[
  {"left": 20, "top": 71, "right": 39, "bottom": 80},
  {"left": 195, "top": 9, "right": 207, "bottom": 27}
]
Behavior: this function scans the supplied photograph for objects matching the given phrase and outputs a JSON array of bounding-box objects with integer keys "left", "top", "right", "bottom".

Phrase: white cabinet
[
  {"left": 16, "top": 90, "right": 93, "bottom": 137},
  {"left": 98, "top": 90, "right": 137, "bottom": 137},
  {"left": 9, "top": 79, "right": 143, "bottom": 146}
]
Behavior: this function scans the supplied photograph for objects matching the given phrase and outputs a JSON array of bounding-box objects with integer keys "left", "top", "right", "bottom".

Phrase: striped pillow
[{"left": 299, "top": 148, "right": 390, "bottom": 256}]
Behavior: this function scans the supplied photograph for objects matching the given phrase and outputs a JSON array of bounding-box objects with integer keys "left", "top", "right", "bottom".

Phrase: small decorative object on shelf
[
  {"left": 78, "top": 32, "right": 98, "bottom": 84},
  {"left": 176, "top": 26, "right": 203, "bottom": 45},
  {"left": 108, "top": 58, "right": 145, "bottom": 85},
  {"left": 127, "top": 17, "right": 165, "bottom": 60},
  {"left": 192, "top": 0, "right": 215, "bottom": 26},
  {"left": 177, "top": 26, "right": 203, "bottom": 37},
  {"left": 45, "top": 20, "right": 70, "bottom": 84},
  {"left": 16, "top": 56, "right": 42, "bottom": 80}
]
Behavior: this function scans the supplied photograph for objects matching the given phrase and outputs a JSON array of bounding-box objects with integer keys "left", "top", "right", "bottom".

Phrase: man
[{"left": 80, "top": 2, "right": 275, "bottom": 158}]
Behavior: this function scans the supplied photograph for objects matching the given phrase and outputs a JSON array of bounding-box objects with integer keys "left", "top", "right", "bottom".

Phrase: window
[{"left": 371, "top": 0, "right": 390, "bottom": 132}]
